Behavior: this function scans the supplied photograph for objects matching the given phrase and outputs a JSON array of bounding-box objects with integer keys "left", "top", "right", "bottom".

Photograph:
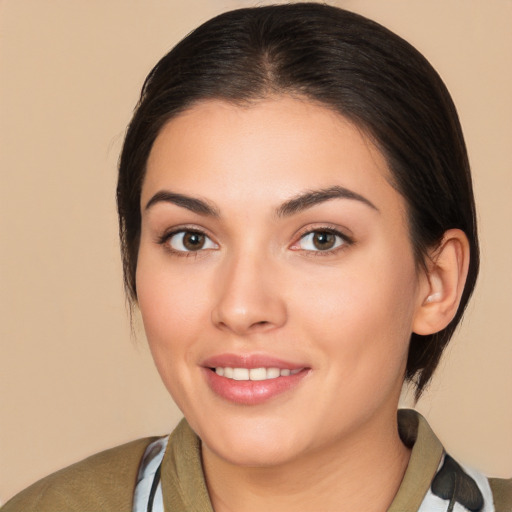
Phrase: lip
[
  {"left": 202, "top": 353, "right": 305, "bottom": 370},
  {"left": 201, "top": 353, "right": 310, "bottom": 405}
]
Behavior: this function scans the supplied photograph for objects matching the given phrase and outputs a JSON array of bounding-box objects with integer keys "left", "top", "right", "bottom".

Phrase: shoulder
[
  {"left": 489, "top": 477, "right": 512, "bottom": 512},
  {"left": 393, "top": 410, "right": 512, "bottom": 512},
  {"left": 2, "top": 437, "right": 158, "bottom": 512}
]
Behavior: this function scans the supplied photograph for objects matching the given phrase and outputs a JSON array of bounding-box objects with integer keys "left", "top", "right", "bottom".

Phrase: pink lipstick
[{"left": 202, "top": 354, "right": 310, "bottom": 405}]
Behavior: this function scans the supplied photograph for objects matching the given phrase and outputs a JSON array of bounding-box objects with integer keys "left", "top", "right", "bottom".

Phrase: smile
[{"left": 213, "top": 367, "right": 302, "bottom": 381}]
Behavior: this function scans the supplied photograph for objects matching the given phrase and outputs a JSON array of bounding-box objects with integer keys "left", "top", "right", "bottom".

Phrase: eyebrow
[
  {"left": 276, "top": 186, "right": 378, "bottom": 217},
  {"left": 145, "top": 191, "right": 220, "bottom": 217},
  {"left": 144, "top": 185, "right": 378, "bottom": 218}
]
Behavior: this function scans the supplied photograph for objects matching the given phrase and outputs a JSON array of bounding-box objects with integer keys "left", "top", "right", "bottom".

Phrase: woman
[{"left": 3, "top": 3, "right": 511, "bottom": 511}]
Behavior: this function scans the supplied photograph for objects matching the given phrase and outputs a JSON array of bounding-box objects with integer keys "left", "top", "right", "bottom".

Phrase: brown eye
[
  {"left": 183, "top": 232, "right": 205, "bottom": 250},
  {"left": 312, "top": 231, "right": 336, "bottom": 250},
  {"left": 167, "top": 231, "right": 218, "bottom": 252},
  {"left": 296, "top": 230, "right": 346, "bottom": 252}
]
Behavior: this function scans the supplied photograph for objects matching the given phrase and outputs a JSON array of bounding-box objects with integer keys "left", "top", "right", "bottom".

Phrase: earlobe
[{"left": 413, "top": 229, "right": 470, "bottom": 336}]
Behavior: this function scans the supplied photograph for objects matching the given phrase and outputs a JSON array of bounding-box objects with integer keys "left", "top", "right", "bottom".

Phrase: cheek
[
  {"left": 137, "top": 250, "right": 206, "bottom": 334},
  {"left": 291, "top": 248, "right": 419, "bottom": 371},
  {"left": 135, "top": 249, "right": 212, "bottom": 380},
  {"left": 135, "top": 257, "right": 212, "bottom": 411}
]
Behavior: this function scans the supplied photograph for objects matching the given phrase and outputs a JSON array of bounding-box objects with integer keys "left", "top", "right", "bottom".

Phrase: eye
[
  {"left": 165, "top": 230, "right": 218, "bottom": 252},
  {"left": 294, "top": 229, "right": 347, "bottom": 252}
]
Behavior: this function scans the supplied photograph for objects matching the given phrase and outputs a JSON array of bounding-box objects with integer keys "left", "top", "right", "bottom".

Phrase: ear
[{"left": 413, "top": 229, "right": 470, "bottom": 335}]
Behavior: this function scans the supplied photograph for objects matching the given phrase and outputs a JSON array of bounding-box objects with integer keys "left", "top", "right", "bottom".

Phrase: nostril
[{"left": 253, "top": 320, "right": 270, "bottom": 328}]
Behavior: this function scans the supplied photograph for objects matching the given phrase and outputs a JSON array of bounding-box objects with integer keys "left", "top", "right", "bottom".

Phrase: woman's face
[{"left": 137, "top": 97, "right": 427, "bottom": 467}]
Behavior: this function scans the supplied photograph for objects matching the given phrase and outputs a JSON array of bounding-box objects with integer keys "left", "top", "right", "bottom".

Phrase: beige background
[{"left": 1, "top": 0, "right": 511, "bottom": 504}]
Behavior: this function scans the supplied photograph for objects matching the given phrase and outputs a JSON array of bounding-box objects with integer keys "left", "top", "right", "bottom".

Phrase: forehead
[{"left": 142, "top": 96, "right": 403, "bottom": 217}]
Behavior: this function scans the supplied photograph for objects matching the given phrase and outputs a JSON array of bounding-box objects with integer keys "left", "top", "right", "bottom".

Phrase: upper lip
[{"left": 202, "top": 353, "right": 307, "bottom": 370}]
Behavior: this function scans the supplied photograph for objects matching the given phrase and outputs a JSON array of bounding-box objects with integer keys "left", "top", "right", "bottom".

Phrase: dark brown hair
[{"left": 117, "top": 3, "right": 479, "bottom": 397}]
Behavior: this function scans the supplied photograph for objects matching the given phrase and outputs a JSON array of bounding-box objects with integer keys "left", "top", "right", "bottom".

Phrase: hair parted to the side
[{"left": 117, "top": 3, "right": 479, "bottom": 399}]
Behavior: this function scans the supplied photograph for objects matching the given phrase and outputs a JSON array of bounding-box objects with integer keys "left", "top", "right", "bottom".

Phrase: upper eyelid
[
  {"left": 158, "top": 225, "right": 213, "bottom": 242},
  {"left": 294, "top": 224, "right": 353, "bottom": 242}
]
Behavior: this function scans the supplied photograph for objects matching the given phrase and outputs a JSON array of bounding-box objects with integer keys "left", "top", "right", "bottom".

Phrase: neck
[{"left": 201, "top": 410, "right": 411, "bottom": 512}]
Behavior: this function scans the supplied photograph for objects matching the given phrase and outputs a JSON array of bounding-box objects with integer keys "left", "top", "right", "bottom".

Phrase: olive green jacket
[{"left": 3, "top": 410, "right": 511, "bottom": 511}]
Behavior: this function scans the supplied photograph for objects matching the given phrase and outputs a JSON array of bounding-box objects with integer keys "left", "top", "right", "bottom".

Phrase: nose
[{"left": 211, "top": 251, "right": 287, "bottom": 336}]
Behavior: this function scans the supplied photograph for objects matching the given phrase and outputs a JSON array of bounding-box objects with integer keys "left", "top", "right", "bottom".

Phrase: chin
[
  {"left": 196, "top": 414, "right": 308, "bottom": 467},
  {"left": 209, "top": 437, "right": 301, "bottom": 468}
]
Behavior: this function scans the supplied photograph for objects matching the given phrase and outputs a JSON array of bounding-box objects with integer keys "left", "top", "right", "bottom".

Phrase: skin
[{"left": 136, "top": 96, "right": 441, "bottom": 511}]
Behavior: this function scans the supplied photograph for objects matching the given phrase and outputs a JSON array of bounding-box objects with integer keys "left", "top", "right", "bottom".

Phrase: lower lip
[{"left": 203, "top": 368, "right": 309, "bottom": 405}]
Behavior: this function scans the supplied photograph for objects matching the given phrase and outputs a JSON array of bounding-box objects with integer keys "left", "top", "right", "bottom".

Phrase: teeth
[
  {"left": 249, "top": 368, "right": 267, "bottom": 381},
  {"left": 214, "top": 367, "right": 302, "bottom": 381},
  {"left": 233, "top": 368, "right": 249, "bottom": 381},
  {"left": 267, "top": 367, "right": 280, "bottom": 379}
]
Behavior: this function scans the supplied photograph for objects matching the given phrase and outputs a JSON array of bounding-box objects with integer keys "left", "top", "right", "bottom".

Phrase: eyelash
[
  {"left": 157, "top": 227, "right": 217, "bottom": 258},
  {"left": 291, "top": 226, "right": 354, "bottom": 256},
  {"left": 157, "top": 226, "right": 353, "bottom": 257}
]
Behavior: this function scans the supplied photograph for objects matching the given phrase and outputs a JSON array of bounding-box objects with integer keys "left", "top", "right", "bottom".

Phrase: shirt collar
[{"left": 161, "top": 409, "right": 444, "bottom": 512}]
